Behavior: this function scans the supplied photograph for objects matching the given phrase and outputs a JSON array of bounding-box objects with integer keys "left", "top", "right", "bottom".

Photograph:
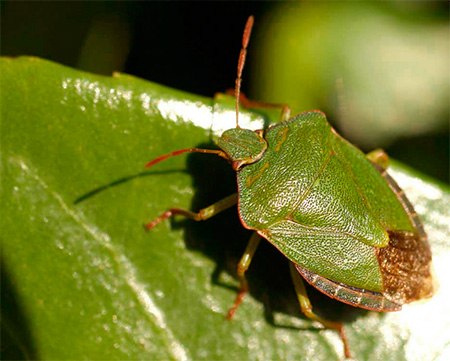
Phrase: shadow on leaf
[
  {"left": 1, "top": 260, "right": 39, "bottom": 360},
  {"left": 180, "top": 143, "right": 368, "bottom": 330}
]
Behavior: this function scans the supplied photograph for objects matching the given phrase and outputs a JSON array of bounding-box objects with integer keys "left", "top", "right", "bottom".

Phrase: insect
[{"left": 144, "top": 16, "right": 434, "bottom": 358}]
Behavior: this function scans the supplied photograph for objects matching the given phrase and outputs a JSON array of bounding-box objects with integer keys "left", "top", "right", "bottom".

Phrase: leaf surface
[{"left": 1, "top": 57, "right": 449, "bottom": 360}]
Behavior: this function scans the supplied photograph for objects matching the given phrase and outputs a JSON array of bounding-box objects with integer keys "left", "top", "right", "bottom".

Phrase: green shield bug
[{"left": 144, "top": 16, "right": 435, "bottom": 358}]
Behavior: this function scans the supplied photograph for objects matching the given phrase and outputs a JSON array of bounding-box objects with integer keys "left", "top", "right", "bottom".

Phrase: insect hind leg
[
  {"left": 366, "top": 149, "right": 389, "bottom": 170},
  {"left": 289, "top": 262, "right": 352, "bottom": 359}
]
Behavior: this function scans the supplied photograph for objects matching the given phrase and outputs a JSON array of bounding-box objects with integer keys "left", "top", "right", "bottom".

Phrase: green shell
[
  {"left": 216, "top": 128, "right": 267, "bottom": 170},
  {"left": 218, "top": 111, "right": 415, "bottom": 293}
]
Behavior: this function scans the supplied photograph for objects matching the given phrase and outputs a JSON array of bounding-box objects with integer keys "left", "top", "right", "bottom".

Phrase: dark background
[{"left": 1, "top": 1, "right": 449, "bottom": 183}]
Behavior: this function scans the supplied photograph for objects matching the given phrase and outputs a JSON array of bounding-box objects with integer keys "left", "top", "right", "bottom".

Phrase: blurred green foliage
[{"left": 252, "top": 2, "right": 449, "bottom": 181}]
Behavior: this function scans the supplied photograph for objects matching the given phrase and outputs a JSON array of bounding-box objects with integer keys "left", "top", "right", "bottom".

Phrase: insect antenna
[
  {"left": 145, "top": 17, "right": 254, "bottom": 170},
  {"left": 235, "top": 15, "right": 254, "bottom": 129},
  {"left": 145, "top": 148, "right": 228, "bottom": 168}
]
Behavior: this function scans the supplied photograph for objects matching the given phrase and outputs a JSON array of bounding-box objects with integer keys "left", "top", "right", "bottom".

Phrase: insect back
[{"left": 234, "top": 110, "right": 434, "bottom": 311}]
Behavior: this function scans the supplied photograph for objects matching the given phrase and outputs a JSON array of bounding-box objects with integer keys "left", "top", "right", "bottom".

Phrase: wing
[
  {"left": 258, "top": 219, "right": 385, "bottom": 293},
  {"left": 258, "top": 159, "right": 434, "bottom": 305},
  {"left": 295, "top": 263, "right": 401, "bottom": 311},
  {"left": 259, "top": 219, "right": 434, "bottom": 307},
  {"left": 372, "top": 161, "right": 434, "bottom": 304},
  {"left": 237, "top": 110, "right": 434, "bottom": 304}
]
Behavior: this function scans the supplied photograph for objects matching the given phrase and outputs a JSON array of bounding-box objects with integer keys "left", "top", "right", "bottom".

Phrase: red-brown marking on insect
[
  {"left": 275, "top": 127, "right": 289, "bottom": 152},
  {"left": 254, "top": 129, "right": 264, "bottom": 137},
  {"left": 235, "top": 16, "right": 254, "bottom": 128},
  {"left": 296, "top": 264, "right": 402, "bottom": 312},
  {"left": 371, "top": 162, "right": 434, "bottom": 304},
  {"left": 331, "top": 127, "right": 340, "bottom": 136},
  {"left": 376, "top": 230, "right": 434, "bottom": 305},
  {"left": 246, "top": 162, "right": 269, "bottom": 187}
]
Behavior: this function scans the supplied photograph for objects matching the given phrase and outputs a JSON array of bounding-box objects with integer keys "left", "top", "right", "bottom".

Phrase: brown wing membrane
[
  {"left": 372, "top": 163, "right": 434, "bottom": 305},
  {"left": 295, "top": 164, "right": 434, "bottom": 311},
  {"left": 295, "top": 264, "right": 402, "bottom": 311},
  {"left": 377, "top": 230, "right": 434, "bottom": 305}
]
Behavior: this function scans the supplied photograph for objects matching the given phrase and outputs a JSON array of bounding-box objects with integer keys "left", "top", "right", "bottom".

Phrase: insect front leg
[
  {"left": 226, "top": 232, "right": 262, "bottom": 319},
  {"left": 145, "top": 193, "right": 238, "bottom": 230},
  {"left": 220, "top": 90, "right": 292, "bottom": 123},
  {"left": 289, "top": 263, "right": 353, "bottom": 359},
  {"left": 366, "top": 149, "right": 389, "bottom": 170}
]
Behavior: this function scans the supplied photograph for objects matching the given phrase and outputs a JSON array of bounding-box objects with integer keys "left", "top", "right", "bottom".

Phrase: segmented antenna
[
  {"left": 235, "top": 16, "right": 254, "bottom": 128},
  {"left": 145, "top": 148, "right": 226, "bottom": 168}
]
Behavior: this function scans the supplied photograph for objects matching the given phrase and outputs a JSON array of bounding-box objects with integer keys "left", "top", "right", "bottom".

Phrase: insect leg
[
  {"left": 144, "top": 193, "right": 238, "bottom": 230},
  {"left": 226, "top": 232, "right": 262, "bottom": 319},
  {"left": 366, "top": 149, "right": 389, "bottom": 170},
  {"left": 289, "top": 262, "right": 352, "bottom": 359},
  {"left": 223, "top": 90, "right": 291, "bottom": 123}
]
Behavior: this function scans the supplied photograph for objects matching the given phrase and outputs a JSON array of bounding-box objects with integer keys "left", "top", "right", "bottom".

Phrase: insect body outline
[{"left": 144, "top": 16, "right": 434, "bottom": 359}]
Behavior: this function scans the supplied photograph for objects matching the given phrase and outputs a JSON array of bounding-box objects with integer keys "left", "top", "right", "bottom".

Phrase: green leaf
[{"left": 1, "top": 57, "right": 449, "bottom": 360}]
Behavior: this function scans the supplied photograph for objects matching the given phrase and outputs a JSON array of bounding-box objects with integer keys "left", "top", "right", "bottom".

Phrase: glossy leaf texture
[{"left": 1, "top": 57, "right": 449, "bottom": 361}]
